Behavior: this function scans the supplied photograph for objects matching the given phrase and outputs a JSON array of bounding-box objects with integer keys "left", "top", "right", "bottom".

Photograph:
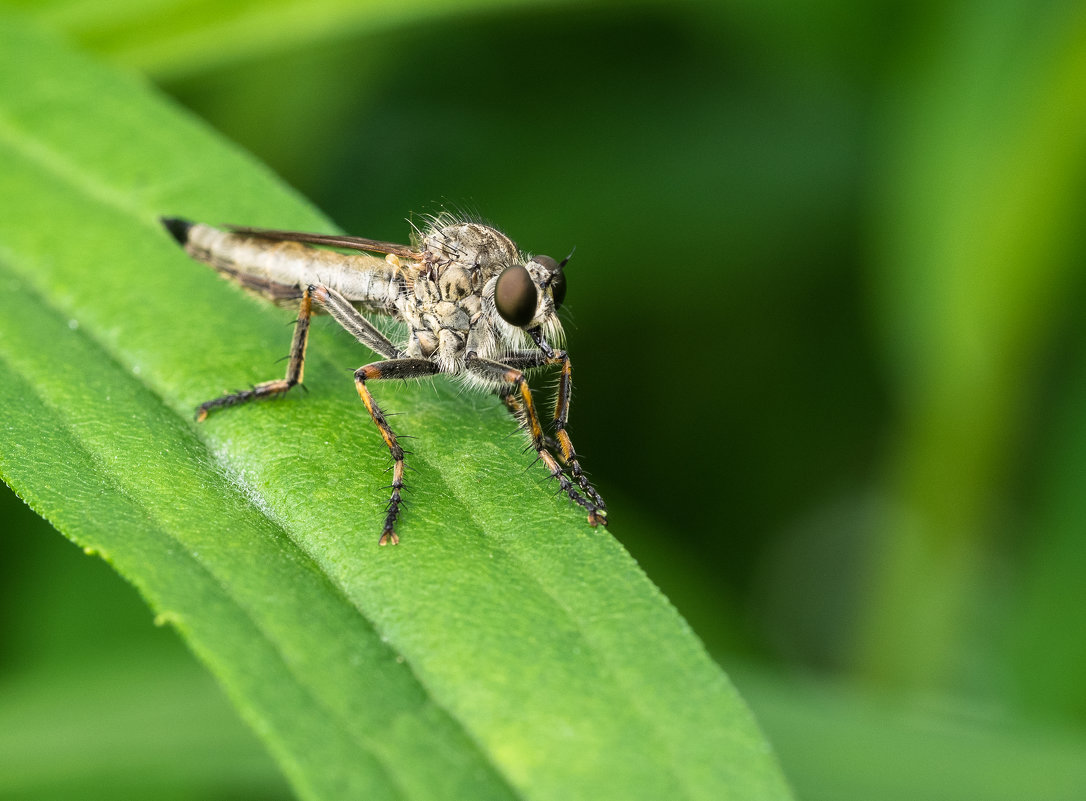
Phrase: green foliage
[
  {"left": 0, "top": 11, "right": 790, "bottom": 801},
  {"left": 858, "top": 0, "right": 1086, "bottom": 687},
  {"left": 5, "top": 0, "right": 1086, "bottom": 799},
  {"left": 20, "top": 0, "right": 583, "bottom": 78}
]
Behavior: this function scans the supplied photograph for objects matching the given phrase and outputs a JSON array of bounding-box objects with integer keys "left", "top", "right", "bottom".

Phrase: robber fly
[{"left": 160, "top": 213, "right": 606, "bottom": 544}]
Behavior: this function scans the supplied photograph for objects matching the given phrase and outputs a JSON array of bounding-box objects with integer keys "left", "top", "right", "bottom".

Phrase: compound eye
[
  {"left": 532, "top": 255, "right": 559, "bottom": 273},
  {"left": 495, "top": 265, "right": 538, "bottom": 327},
  {"left": 550, "top": 270, "right": 567, "bottom": 310},
  {"left": 530, "top": 254, "right": 566, "bottom": 310}
]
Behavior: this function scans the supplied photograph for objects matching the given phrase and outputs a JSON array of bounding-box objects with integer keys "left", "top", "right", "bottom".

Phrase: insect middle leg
[
  {"left": 305, "top": 284, "right": 440, "bottom": 545},
  {"left": 501, "top": 350, "right": 607, "bottom": 515},
  {"left": 196, "top": 286, "right": 314, "bottom": 421},
  {"left": 466, "top": 352, "right": 606, "bottom": 527},
  {"left": 354, "top": 358, "right": 439, "bottom": 545}
]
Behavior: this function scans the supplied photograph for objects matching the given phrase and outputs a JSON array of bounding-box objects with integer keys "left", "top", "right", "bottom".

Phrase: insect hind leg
[
  {"left": 196, "top": 286, "right": 313, "bottom": 421},
  {"left": 354, "top": 358, "right": 439, "bottom": 545}
]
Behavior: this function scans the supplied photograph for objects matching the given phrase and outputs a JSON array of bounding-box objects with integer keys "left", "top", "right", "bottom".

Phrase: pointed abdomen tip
[{"left": 160, "top": 216, "right": 193, "bottom": 245}]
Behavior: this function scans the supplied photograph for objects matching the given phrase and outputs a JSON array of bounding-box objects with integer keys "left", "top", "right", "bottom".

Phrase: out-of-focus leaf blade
[
  {"left": 1008, "top": 328, "right": 1086, "bottom": 718},
  {"left": 860, "top": 1, "right": 1086, "bottom": 688},
  {"left": 735, "top": 666, "right": 1086, "bottom": 801},
  {"left": 7, "top": 0, "right": 600, "bottom": 79}
]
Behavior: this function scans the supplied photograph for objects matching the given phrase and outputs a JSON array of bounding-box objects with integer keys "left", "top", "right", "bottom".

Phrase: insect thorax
[
  {"left": 398, "top": 222, "right": 548, "bottom": 373},
  {"left": 421, "top": 222, "right": 521, "bottom": 276}
]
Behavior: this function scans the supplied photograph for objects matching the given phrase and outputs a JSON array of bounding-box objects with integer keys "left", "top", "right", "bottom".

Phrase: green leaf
[
  {"left": 0, "top": 14, "right": 791, "bottom": 801},
  {"left": 858, "top": 1, "right": 1086, "bottom": 687},
  {"left": 1008, "top": 325, "right": 1086, "bottom": 717},
  {"left": 11, "top": 0, "right": 596, "bottom": 79},
  {"left": 735, "top": 665, "right": 1086, "bottom": 801},
  {"left": 0, "top": 649, "right": 291, "bottom": 800}
]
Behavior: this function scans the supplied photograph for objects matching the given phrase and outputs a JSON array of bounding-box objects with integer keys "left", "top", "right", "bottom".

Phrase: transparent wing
[{"left": 227, "top": 225, "right": 420, "bottom": 258}]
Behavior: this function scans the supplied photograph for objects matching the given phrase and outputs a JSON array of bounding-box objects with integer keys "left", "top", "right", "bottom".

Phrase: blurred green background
[{"left": 4, "top": 0, "right": 1086, "bottom": 798}]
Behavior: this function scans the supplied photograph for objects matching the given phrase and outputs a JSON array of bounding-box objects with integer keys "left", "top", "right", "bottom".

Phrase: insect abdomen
[{"left": 162, "top": 218, "right": 399, "bottom": 308}]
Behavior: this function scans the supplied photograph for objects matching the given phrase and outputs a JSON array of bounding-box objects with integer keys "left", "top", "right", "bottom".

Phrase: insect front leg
[
  {"left": 499, "top": 393, "right": 562, "bottom": 456},
  {"left": 196, "top": 286, "right": 314, "bottom": 421},
  {"left": 466, "top": 353, "right": 606, "bottom": 527},
  {"left": 354, "top": 359, "right": 439, "bottom": 545},
  {"left": 502, "top": 350, "right": 607, "bottom": 518}
]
